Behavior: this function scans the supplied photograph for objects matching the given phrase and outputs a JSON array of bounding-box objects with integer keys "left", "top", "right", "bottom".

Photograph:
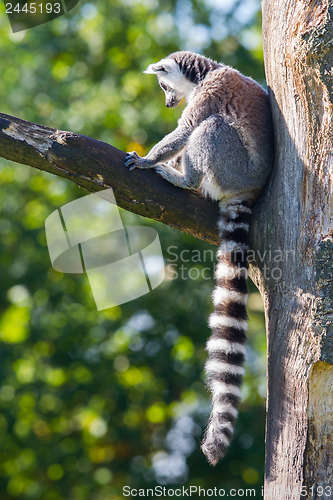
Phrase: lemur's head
[{"left": 144, "top": 51, "right": 205, "bottom": 108}]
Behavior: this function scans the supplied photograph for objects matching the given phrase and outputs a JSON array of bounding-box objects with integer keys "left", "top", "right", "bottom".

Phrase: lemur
[{"left": 124, "top": 51, "right": 274, "bottom": 466}]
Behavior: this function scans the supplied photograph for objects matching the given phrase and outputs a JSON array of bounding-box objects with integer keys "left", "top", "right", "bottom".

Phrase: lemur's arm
[
  {"left": 125, "top": 122, "right": 204, "bottom": 190},
  {"left": 124, "top": 124, "right": 191, "bottom": 170}
]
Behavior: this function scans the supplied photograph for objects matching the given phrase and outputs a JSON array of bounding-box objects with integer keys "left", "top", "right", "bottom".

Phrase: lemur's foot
[{"left": 124, "top": 152, "right": 154, "bottom": 171}]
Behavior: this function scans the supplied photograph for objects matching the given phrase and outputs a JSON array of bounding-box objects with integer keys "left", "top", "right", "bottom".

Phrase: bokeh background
[{"left": 0, "top": 0, "right": 267, "bottom": 498}]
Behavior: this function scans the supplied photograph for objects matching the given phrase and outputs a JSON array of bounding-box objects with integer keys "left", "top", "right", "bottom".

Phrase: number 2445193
[{"left": 5, "top": 3, "right": 61, "bottom": 14}]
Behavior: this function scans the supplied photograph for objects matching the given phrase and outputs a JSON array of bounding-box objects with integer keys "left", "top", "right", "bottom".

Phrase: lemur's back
[{"left": 181, "top": 65, "right": 274, "bottom": 174}]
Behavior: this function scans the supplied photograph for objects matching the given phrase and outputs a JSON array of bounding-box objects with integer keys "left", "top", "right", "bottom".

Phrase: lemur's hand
[{"left": 124, "top": 152, "right": 155, "bottom": 171}]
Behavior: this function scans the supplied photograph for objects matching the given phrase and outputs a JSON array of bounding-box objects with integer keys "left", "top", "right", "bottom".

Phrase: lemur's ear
[{"left": 144, "top": 63, "right": 167, "bottom": 75}]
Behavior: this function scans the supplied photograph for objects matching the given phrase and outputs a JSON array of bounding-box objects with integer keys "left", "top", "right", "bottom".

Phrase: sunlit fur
[
  {"left": 125, "top": 51, "right": 274, "bottom": 466},
  {"left": 145, "top": 58, "right": 196, "bottom": 107}
]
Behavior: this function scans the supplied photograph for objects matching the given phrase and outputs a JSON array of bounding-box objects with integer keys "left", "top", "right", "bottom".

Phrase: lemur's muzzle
[{"left": 166, "top": 96, "right": 181, "bottom": 108}]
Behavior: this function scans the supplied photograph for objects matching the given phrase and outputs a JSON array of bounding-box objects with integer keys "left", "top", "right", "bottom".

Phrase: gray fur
[
  {"left": 124, "top": 51, "right": 274, "bottom": 465},
  {"left": 125, "top": 50, "right": 273, "bottom": 202}
]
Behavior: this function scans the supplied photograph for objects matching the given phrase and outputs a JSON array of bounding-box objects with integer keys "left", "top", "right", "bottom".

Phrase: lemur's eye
[{"left": 160, "top": 82, "right": 168, "bottom": 91}]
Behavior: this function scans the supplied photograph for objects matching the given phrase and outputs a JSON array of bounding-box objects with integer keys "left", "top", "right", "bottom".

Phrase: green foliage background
[{"left": 0, "top": 0, "right": 267, "bottom": 498}]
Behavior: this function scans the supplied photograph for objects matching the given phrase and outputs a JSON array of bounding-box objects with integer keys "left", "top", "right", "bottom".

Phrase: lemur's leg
[
  {"left": 154, "top": 119, "right": 220, "bottom": 190},
  {"left": 155, "top": 150, "right": 204, "bottom": 190}
]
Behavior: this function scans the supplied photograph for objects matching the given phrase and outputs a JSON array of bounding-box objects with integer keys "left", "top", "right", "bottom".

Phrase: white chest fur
[{"left": 201, "top": 176, "right": 225, "bottom": 201}]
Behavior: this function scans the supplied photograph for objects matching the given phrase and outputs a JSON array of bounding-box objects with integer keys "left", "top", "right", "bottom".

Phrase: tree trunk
[{"left": 251, "top": 1, "right": 333, "bottom": 497}]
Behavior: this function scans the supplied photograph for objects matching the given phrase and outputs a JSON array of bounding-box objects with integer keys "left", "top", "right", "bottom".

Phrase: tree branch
[{"left": 0, "top": 112, "right": 219, "bottom": 246}]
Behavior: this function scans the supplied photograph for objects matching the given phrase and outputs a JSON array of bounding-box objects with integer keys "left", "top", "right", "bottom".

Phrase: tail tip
[{"left": 201, "top": 437, "right": 227, "bottom": 466}]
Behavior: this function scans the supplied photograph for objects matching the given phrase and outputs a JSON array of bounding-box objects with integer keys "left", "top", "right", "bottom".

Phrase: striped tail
[{"left": 201, "top": 200, "right": 251, "bottom": 466}]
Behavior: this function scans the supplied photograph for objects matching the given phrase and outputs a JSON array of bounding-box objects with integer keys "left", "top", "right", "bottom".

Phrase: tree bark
[
  {"left": 252, "top": 1, "right": 333, "bottom": 498},
  {"left": 0, "top": 112, "right": 219, "bottom": 245}
]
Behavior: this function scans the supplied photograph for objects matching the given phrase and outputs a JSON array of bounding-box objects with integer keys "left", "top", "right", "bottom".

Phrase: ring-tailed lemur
[{"left": 124, "top": 51, "right": 274, "bottom": 466}]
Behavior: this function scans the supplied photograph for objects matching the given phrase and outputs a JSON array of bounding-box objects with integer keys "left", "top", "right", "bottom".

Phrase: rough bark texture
[
  {"left": 0, "top": 112, "right": 219, "bottom": 245},
  {"left": 252, "top": 1, "right": 333, "bottom": 498}
]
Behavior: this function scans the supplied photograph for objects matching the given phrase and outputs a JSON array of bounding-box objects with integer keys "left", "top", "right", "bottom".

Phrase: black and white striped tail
[{"left": 201, "top": 201, "right": 251, "bottom": 466}]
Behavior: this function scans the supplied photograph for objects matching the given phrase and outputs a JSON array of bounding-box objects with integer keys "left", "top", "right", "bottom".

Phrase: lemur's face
[
  {"left": 157, "top": 76, "right": 184, "bottom": 108},
  {"left": 144, "top": 58, "right": 196, "bottom": 108}
]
